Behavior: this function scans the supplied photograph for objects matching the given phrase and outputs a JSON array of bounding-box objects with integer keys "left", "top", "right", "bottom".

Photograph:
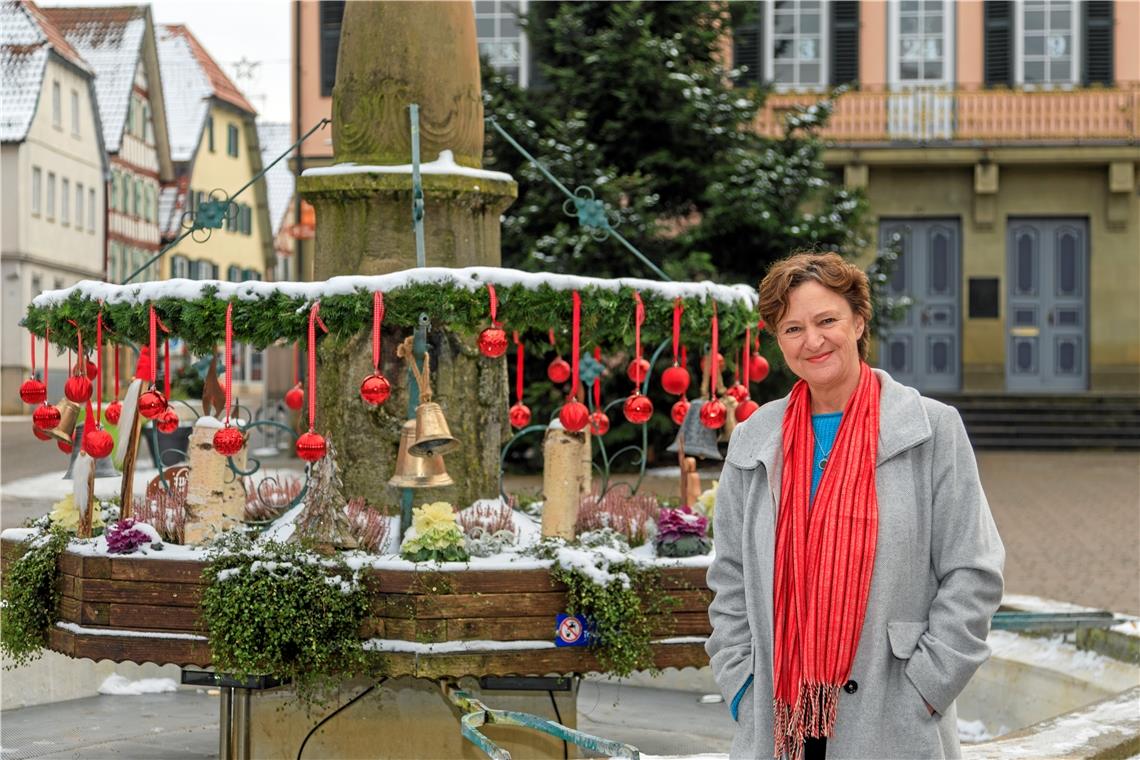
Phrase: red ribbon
[
  {"left": 292, "top": 343, "right": 299, "bottom": 386},
  {"left": 672, "top": 298, "right": 683, "bottom": 364},
  {"left": 633, "top": 292, "right": 645, "bottom": 373},
  {"left": 548, "top": 328, "right": 556, "bottom": 347},
  {"left": 223, "top": 303, "right": 233, "bottom": 424},
  {"left": 513, "top": 330, "right": 524, "bottom": 403},
  {"left": 570, "top": 291, "right": 581, "bottom": 397},
  {"left": 29, "top": 332, "right": 36, "bottom": 376},
  {"left": 95, "top": 311, "right": 103, "bottom": 419},
  {"left": 372, "top": 291, "right": 385, "bottom": 372},
  {"left": 163, "top": 333, "right": 171, "bottom": 400},
  {"left": 710, "top": 302, "right": 719, "bottom": 401},
  {"left": 149, "top": 306, "right": 157, "bottom": 383},
  {"left": 593, "top": 347, "right": 603, "bottom": 409},
  {"left": 307, "top": 302, "right": 329, "bottom": 431},
  {"left": 487, "top": 283, "right": 501, "bottom": 328},
  {"left": 744, "top": 326, "right": 752, "bottom": 386},
  {"left": 43, "top": 327, "right": 50, "bottom": 390}
]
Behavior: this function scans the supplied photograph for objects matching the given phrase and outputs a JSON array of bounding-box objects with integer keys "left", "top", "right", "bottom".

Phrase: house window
[
  {"left": 31, "top": 167, "right": 41, "bottom": 215},
  {"left": 243, "top": 205, "right": 252, "bottom": 235},
  {"left": 110, "top": 172, "right": 118, "bottom": 211},
  {"left": 475, "top": 0, "right": 528, "bottom": 86},
  {"left": 1018, "top": 0, "right": 1079, "bottom": 86},
  {"left": 242, "top": 269, "right": 261, "bottom": 281},
  {"left": 88, "top": 188, "right": 95, "bottom": 231},
  {"left": 46, "top": 172, "right": 56, "bottom": 220},
  {"left": 172, "top": 255, "right": 190, "bottom": 279},
  {"left": 227, "top": 265, "right": 242, "bottom": 282},
  {"left": 892, "top": 0, "right": 952, "bottom": 86},
  {"left": 52, "top": 81, "right": 61, "bottom": 128},
  {"left": 227, "top": 124, "right": 239, "bottom": 157},
  {"left": 143, "top": 104, "right": 152, "bottom": 143},
  {"left": 319, "top": 1, "right": 345, "bottom": 96},
  {"left": 70, "top": 89, "right": 79, "bottom": 135},
  {"left": 121, "top": 174, "right": 130, "bottom": 212},
  {"left": 109, "top": 243, "right": 119, "bottom": 283},
  {"left": 133, "top": 180, "right": 141, "bottom": 217},
  {"left": 61, "top": 179, "right": 70, "bottom": 225},
  {"left": 766, "top": 1, "right": 827, "bottom": 90},
  {"left": 207, "top": 116, "right": 215, "bottom": 152},
  {"left": 75, "top": 182, "right": 83, "bottom": 229}
]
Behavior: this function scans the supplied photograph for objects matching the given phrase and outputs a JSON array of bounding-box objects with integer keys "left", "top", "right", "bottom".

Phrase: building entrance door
[
  {"left": 878, "top": 219, "right": 962, "bottom": 393},
  {"left": 1005, "top": 219, "right": 1089, "bottom": 392}
]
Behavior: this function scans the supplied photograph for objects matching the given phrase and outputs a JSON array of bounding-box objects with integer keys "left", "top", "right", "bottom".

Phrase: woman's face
[{"left": 775, "top": 280, "right": 865, "bottom": 392}]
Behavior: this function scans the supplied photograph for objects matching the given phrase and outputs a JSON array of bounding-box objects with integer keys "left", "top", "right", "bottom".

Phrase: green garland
[
  {"left": 1, "top": 526, "right": 70, "bottom": 667},
  {"left": 23, "top": 279, "right": 758, "bottom": 357}
]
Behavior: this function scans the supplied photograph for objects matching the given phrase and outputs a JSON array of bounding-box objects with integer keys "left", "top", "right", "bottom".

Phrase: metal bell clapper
[
  {"left": 389, "top": 420, "right": 453, "bottom": 488},
  {"left": 667, "top": 399, "right": 722, "bottom": 461}
]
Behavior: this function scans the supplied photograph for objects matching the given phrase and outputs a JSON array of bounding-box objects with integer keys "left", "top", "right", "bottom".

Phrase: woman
[{"left": 706, "top": 252, "right": 1004, "bottom": 760}]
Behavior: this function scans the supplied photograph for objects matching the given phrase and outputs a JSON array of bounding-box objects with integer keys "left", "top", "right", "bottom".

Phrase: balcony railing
[{"left": 754, "top": 87, "right": 1140, "bottom": 144}]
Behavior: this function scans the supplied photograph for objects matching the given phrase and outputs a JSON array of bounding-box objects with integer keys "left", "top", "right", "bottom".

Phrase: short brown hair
[{"left": 758, "top": 251, "right": 872, "bottom": 359}]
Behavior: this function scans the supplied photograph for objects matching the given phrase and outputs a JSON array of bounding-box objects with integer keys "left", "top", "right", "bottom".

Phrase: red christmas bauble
[
  {"left": 661, "top": 365, "right": 690, "bottom": 396},
  {"left": 104, "top": 401, "right": 122, "bottom": 425},
  {"left": 360, "top": 373, "right": 391, "bottom": 406},
  {"left": 64, "top": 375, "right": 92, "bottom": 403},
  {"left": 727, "top": 382, "right": 749, "bottom": 403},
  {"left": 509, "top": 402, "right": 532, "bottom": 429},
  {"left": 700, "top": 353, "right": 725, "bottom": 375},
  {"left": 735, "top": 398, "right": 760, "bottom": 423},
  {"left": 589, "top": 410, "right": 610, "bottom": 436},
  {"left": 19, "top": 378, "right": 46, "bottom": 405},
  {"left": 32, "top": 425, "right": 52, "bottom": 441},
  {"left": 750, "top": 355, "right": 771, "bottom": 383},
  {"left": 547, "top": 357, "right": 571, "bottom": 384},
  {"left": 83, "top": 427, "right": 114, "bottom": 459},
  {"left": 700, "top": 398, "right": 728, "bottom": 430},
  {"left": 295, "top": 430, "right": 327, "bottom": 462},
  {"left": 558, "top": 400, "right": 590, "bottom": 433},
  {"left": 623, "top": 392, "right": 654, "bottom": 425},
  {"left": 84, "top": 360, "right": 99, "bottom": 381},
  {"left": 671, "top": 398, "right": 691, "bottom": 426},
  {"left": 626, "top": 358, "right": 651, "bottom": 385},
  {"left": 57, "top": 438, "right": 73, "bottom": 454},
  {"left": 284, "top": 384, "right": 304, "bottom": 411},
  {"left": 138, "top": 389, "right": 167, "bottom": 419},
  {"left": 157, "top": 409, "right": 180, "bottom": 434},
  {"left": 478, "top": 327, "right": 509, "bottom": 358},
  {"left": 33, "top": 403, "right": 61, "bottom": 430},
  {"left": 213, "top": 425, "right": 245, "bottom": 457}
]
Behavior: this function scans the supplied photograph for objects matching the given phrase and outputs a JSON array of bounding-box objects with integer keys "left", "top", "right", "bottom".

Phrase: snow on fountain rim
[{"left": 301, "top": 149, "right": 514, "bottom": 183}]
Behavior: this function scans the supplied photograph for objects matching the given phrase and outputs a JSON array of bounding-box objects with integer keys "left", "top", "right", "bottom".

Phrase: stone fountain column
[{"left": 297, "top": 1, "right": 517, "bottom": 509}]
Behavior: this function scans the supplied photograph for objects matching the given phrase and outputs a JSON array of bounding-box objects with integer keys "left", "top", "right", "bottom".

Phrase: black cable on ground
[
  {"left": 296, "top": 678, "right": 387, "bottom": 760},
  {"left": 548, "top": 689, "right": 569, "bottom": 760}
]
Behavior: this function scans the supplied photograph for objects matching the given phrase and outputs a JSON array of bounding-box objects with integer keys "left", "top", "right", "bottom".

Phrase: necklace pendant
[{"left": 818, "top": 458, "right": 827, "bottom": 471}]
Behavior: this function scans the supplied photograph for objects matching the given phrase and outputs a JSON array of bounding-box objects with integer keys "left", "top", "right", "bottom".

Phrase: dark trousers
[{"left": 804, "top": 736, "right": 827, "bottom": 760}]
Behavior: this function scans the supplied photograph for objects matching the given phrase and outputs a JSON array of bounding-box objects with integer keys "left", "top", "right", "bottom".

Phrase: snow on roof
[
  {"left": 40, "top": 5, "right": 147, "bottom": 153},
  {"left": 1, "top": 0, "right": 92, "bottom": 142},
  {"left": 257, "top": 121, "right": 294, "bottom": 235},
  {"left": 155, "top": 24, "right": 210, "bottom": 162},
  {"left": 157, "top": 182, "right": 182, "bottom": 238}
]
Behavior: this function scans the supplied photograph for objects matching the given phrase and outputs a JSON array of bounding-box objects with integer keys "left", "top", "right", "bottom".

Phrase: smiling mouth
[{"left": 806, "top": 352, "right": 832, "bottom": 364}]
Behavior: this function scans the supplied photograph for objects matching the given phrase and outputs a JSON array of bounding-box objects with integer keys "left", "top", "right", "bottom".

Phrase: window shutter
[
  {"left": 983, "top": 1, "right": 1014, "bottom": 88},
  {"left": 1083, "top": 1, "right": 1114, "bottom": 86},
  {"left": 830, "top": 1, "right": 860, "bottom": 87},
  {"left": 319, "top": 1, "right": 345, "bottom": 97},
  {"left": 732, "top": 2, "right": 763, "bottom": 87}
]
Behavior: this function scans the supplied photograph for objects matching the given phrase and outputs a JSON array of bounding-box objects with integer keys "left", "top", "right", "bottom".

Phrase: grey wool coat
[{"left": 706, "top": 369, "right": 1005, "bottom": 759}]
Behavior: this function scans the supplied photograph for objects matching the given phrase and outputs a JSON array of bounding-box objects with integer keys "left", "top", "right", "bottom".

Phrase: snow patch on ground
[
  {"left": 97, "top": 674, "right": 178, "bottom": 696},
  {"left": 0, "top": 467, "right": 159, "bottom": 501}
]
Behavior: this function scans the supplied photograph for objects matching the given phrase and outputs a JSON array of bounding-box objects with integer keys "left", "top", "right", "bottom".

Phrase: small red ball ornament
[
  {"left": 19, "top": 378, "right": 47, "bottom": 405},
  {"left": 57, "top": 438, "right": 73, "bottom": 454},
  {"left": 661, "top": 365, "right": 690, "bottom": 396},
  {"left": 623, "top": 392, "right": 654, "bottom": 425},
  {"left": 671, "top": 398, "right": 691, "bottom": 426},
  {"left": 478, "top": 327, "right": 509, "bottom": 358},
  {"left": 157, "top": 409, "right": 180, "bottom": 434},
  {"left": 104, "top": 401, "right": 122, "bottom": 426},
  {"left": 558, "top": 400, "right": 590, "bottom": 433},
  {"left": 700, "top": 398, "right": 728, "bottom": 430},
  {"left": 284, "top": 384, "right": 304, "bottom": 411},
  {"left": 727, "top": 382, "right": 749, "bottom": 403},
  {"left": 750, "top": 355, "right": 771, "bottom": 383},
  {"left": 509, "top": 402, "right": 532, "bottom": 429},
  {"left": 735, "top": 398, "right": 760, "bottom": 423},
  {"left": 83, "top": 427, "right": 114, "bottom": 459},
  {"left": 213, "top": 426, "right": 245, "bottom": 457},
  {"left": 32, "top": 425, "right": 52, "bottom": 441},
  {"left": 295, "top": 430, "right": 327, "bottom": 462},
  {"left": 626, "top": 358, "right": 650, "bottom": 385},
  {"left": 33, "top": 404, "right": 61, "bottom": 430},
  {"left": 84, "top": 360, "right": 99, "bottom": 381},
  {"left": 138, "top": 389, "right": 167, "bottom": 419},
  {"left": 588, "top": 410, "right": 610, "bottom": 436},
  {"left": 64, "top": 375, "right": 92, "bottom": 404},
  {"left": 547, "top": 357, "right": 571, "bottom": 384},
  {"left": 360, "top": 373, "right": 391, "bottom": 406}
]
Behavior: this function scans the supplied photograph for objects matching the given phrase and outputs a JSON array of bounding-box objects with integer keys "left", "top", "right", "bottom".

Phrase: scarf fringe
[{"left": 773, "top": 681, "right": 842, "bottom": 759}]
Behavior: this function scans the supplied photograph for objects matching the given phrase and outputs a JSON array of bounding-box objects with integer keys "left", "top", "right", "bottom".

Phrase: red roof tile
[{"left": 22, "top": 0, "right": 90, "bottom": 74}]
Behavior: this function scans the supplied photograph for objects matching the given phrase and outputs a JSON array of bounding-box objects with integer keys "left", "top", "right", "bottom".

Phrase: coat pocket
[{"left": 886, "top": 621, "right": 928, "bottom": 660}]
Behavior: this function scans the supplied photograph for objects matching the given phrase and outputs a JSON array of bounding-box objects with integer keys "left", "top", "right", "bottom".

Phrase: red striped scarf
[{"left": 772, "top": 362, "right": 880, "bottom": 759}]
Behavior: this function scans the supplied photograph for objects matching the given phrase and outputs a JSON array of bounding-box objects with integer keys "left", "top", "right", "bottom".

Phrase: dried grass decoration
[{"left": 576, "top": 487, "right": 659, "bottom": 547}]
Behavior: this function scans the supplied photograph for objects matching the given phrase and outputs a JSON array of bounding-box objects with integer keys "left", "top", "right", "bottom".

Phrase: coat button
[{"left": 843, "top": 680, "right": 858, "bottom": 694}]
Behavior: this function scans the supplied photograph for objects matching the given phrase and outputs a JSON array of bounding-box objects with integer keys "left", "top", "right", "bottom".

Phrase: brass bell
[
  {"left": 390, "top": 420, "right": 453, "bottom": 488},
  {"left": 48, "top": 397, "right": 81, "bottom": 446},
  {"left": 410, "top": 401, "right": 459, "bottom": 457},
  {"left": 667, "top": 399, "right": 722, "bottom": 461}
]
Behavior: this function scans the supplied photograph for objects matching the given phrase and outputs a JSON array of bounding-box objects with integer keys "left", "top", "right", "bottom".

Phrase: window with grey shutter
[
  {"left": 732, "top": 2, "right": 763, "bottom": 87},
  {"left": 320, "top": 1, "right": 345, "bottom": 97},
  {"left": 1082, "top": 1, "right": 1113, "bottom": 86},
  {"left": 830, "top": 1, "right": 859, "bottom": 86},
  {"left": 984, "top": 1, "right": 1014, "bottom": 87}
]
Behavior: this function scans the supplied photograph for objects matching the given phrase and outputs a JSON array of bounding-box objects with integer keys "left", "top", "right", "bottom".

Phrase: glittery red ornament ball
[
  {"left": 360, "top": 373, "right": 391, "bottom": 406},
  {"left": 661, "top": 365, "right": 690, "bottom": 396},
  {"left": 509, "top": 402, "right": 532, "bottom": 429},
  {"left": 33, "top": 403, "right": 61, "bottom": 430},
  {"left": 84, "top": 361, "right": 99, "bottom": 381},
  {"left": 547, "top": 357, "right": 571, "bottom": 384},
  {"left": 478, "top": 327, "right": 509, "bottom": 358},
  {"left": 19, "top": 378, "right": 46, "bottom": 405},
  {"left": 104, "top": 401, "right": 122, "bottom": 426},
  {"left": 157, "top": 409, "right": 180, "bottom": 434},
  {"left": 64, "top": 375, "right": 93, "bottom": 403},
  {"left": 57, "top": 438, "right": 73, "bottom": 454},
  {"left": 213, "top": 425, "right": 245, "bottom": 457},
  {"left": 735, "top": 399, "right": 760, "bottom": 423},
  {"left": 138, "top": 389, "right": 167, "bottom": 419},
  {"left": 626, "top": 358, "right": 650, "bottom": 384},
  {"left": 295, "top": 430, "right": 327, "bottom": 462},
  {"left": 727, "top": 383, "right": 749, "bottom": 403},
  {"left": 589, "top": 411, "right": 610, "bottom": 436},
  {"left": 700, "top": 398, "right": 728, "bottom": 430},
  {"left": 32, "top": 425, "right": 52, "bottom": 441},
  {"left": 623, "top": 392, "right": 654, "bottom": 425},
  {"left": 284, "top": 384, "right": 304, "bottom": 411},
  {"left": 671, "top": 398, "right": 691, "bottom": 426},
  {"left": 750, "top": 355, "right": 770, "bottom": 383},
  {"left": 83, "top": 427, "right": 114, "bottom": 458},
  {"left": 558, "top": 400, "right": 590, "bottom": 433}
]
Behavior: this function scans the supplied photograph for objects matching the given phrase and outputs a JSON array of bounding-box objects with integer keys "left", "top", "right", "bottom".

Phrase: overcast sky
[{"left": 41, "top": 0, "right": 293, "bottom": 123}]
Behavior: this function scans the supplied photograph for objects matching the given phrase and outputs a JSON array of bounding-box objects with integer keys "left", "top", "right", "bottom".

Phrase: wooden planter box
[{"left": 1, "top": 539, "right": 713, "bottom": 679}]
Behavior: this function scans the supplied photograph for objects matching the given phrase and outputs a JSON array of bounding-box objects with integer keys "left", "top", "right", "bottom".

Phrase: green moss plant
[{"left": 1, "top": 526, "right": 70, "bottom": 666}]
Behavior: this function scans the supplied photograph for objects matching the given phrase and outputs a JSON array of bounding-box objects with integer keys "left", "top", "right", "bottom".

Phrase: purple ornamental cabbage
[
  {"left": 655, "top": 506, "right": 711, "bottom": 558},
  {"left": 105, "top": 518, "right": 151, "bottom": 554}
]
